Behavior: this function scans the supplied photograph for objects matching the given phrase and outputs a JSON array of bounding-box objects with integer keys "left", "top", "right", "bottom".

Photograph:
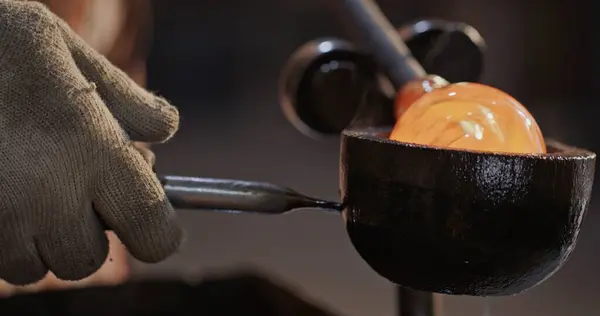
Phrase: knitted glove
[{"left": 0, "top": 1, "right": 184, "bottom": 285}]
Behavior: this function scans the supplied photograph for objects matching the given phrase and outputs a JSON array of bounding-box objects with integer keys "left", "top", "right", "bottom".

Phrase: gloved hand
[{"left": 0, "top": 1, "right": 184, "bottom": 285}]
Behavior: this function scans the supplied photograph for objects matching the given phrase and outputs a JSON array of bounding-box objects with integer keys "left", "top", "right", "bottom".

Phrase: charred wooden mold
[{"left": 340, "top": 128, "right": 596, "bottom": 295}]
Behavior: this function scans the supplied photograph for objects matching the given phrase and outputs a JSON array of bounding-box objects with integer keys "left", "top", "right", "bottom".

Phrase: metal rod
[
  {"left": 398, "top": 287, "right": 437, "bottom": 316},
  {"left": 336, "top": 0, "right": 427, "bottom": 89},
  {"left": 161, "top": 175, "right": 342, "bottom": 214}
]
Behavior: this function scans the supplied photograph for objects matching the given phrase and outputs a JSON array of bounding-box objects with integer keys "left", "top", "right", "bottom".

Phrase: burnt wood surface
[{"left": 340, "top": 128, "right": 596, "bottom": 296}]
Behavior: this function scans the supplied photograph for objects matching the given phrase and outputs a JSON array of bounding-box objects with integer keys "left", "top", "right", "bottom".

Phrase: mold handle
[{"left": 161, "top": 175, "right": 342, "bottom": 214}]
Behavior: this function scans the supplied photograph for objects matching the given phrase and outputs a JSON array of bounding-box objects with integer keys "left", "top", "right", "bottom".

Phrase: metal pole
[{"left": 397, "top": 287, "right": 440, "bottom": 316}]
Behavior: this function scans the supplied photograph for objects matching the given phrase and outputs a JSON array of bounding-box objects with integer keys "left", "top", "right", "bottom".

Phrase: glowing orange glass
[{"left": 390, "top": 82, "right": 546, "bottom": 154}]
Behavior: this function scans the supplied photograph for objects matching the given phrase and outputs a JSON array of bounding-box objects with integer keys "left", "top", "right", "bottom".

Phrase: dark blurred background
[{"left": 135, "top": 1, "right": 600, "bottom": 315}]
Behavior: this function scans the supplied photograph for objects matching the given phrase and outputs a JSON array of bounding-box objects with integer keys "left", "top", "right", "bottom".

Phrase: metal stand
[{"left": 397, "top": 287, "right": 436, "bottom": 316}]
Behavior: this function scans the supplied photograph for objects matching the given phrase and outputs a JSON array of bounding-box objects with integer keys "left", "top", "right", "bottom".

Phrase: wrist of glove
[{"left": 0, "top": 1, "right": 184, "bottom": 285}]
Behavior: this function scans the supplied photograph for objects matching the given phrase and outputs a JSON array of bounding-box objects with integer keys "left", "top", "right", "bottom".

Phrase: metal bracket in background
[{"left": 279, "top": 19, "right": 486, "bottom": 139}]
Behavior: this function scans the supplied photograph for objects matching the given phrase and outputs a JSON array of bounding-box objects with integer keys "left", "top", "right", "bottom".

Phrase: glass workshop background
[{"left": 139, "top": 0, "right": 600, "bottom": 315}]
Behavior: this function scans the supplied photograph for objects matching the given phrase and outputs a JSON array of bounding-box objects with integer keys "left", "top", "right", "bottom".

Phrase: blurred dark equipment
[
  {"left": 0, "top": 272, "right": 339, "bottom": 316},
  {"left": 279, "top": 19, "right": 485, "bottom": 139}
]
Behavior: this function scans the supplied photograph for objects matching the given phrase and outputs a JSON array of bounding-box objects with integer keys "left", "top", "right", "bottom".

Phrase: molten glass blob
[
  {"left": 394, "top": 75, "right": 449, "bottom": 118},
  {"left": 389, "top": 82, "right": 546, "bottom": 154}
]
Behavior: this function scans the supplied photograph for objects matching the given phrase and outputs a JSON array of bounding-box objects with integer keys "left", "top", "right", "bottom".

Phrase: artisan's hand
[{"left": 0, "top": 1, "right": 183, "bottom": 285}]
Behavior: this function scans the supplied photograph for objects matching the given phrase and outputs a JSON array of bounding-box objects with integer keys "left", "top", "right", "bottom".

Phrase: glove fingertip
[
  {"left": 128, "top": 221, "right": 186, "bottom": 264},
  {"left": 95, "top": 148, "right": 183, "bottom": 263},
  {"left": 129, "top": 97, "right": 180, "bottom": 143},
  {"left": 113, "top": 199, "right": 186, "bottom": 264},
  {"left": 153, "top": 97, "right": 180, "bottom": 139}
]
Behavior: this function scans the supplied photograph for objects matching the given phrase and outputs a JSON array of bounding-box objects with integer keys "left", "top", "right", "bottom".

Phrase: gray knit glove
[{"left": 0, "top": 1, "right": 184, "bottom": 285}]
